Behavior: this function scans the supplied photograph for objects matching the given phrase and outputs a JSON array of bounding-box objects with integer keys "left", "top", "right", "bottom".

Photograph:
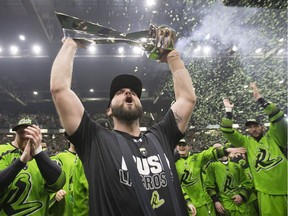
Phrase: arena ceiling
[{"left": 0, "top": 0, "right": 287, "bottom": 126}]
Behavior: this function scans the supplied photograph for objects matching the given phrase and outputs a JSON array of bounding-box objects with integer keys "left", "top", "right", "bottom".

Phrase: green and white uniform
[
  {"left": 221, "top": 101, "right": 287, "bottom": 215},
  {"left": 205, "top": 159, "right": 253, "bottom": 216},
  {"left": 72, "top": 155, "right": 89, "bottom": 216},
  {"left": 232, "top": 155, "right": 259, "bottom": 216},
  {"left": 0, "top": 143, "right": 65, "bottom": 216},
  {"left": 49, "top": 150, "right": 76, "bottom": 216},
  {"left": 175, "top": 147, "right": 226, "bottom": 215}
]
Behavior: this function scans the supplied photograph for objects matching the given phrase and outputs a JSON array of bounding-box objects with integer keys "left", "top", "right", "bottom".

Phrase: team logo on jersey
[
  {"left": 253, "top": 147, "right": 284, "bottom": 172},
  {"left": 119, "top": 154, "right": 170, "bottom": 190},
  {"left": 223, "top": 174, "right": 238, "bottom": 194},
  {"left": 180, "top": 167, "right": 198, "bottom": 187},
  {"left": 151, "top": 191, "right": 165, "bottom": 209},
  {"left": 0, "top": 173, "right": 43, "bottom": 215}
]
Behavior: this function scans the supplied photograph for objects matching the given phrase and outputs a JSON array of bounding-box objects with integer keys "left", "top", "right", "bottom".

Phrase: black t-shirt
[{"left": 68, "top": 109, "right": 189, "bottom": 216}]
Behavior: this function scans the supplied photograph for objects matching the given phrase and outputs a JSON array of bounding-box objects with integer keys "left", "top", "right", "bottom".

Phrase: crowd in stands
[{"left": 0, "top": 112, "right": 226, "bottom": 155}]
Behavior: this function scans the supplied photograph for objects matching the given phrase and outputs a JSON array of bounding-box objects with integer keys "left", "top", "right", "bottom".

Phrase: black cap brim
[
  {"left": 245, "top": 120, "right": 260, "bottom": 127},
  {"left": 12, "top": 124, "right": 32, "bottom": 131},
  {"left": 108, "top": 74, "right": 142, "bottom": 107}
]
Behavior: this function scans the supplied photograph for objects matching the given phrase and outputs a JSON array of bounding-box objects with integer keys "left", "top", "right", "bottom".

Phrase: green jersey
[
  {"left": 175, "top": 147, "right": 225, "bottom": 208},
  {"left": 221, "top": 102, "right": 287, "bottom": 195},
  {"left": 49, "top": 150, "right": 76, "bottom": 216},
  {"left": 0, "top": 143, "right": 65, "bottom": 216},
  {"left": 72, "top": 155, "right": 89, "bottom": 216},
  {"left": 205, "top": 160, "right": 253, "bottom": 214}
]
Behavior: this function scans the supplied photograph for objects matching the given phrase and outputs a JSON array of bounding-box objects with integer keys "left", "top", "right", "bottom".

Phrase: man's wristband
[
  {"left": 257, "top": 97, "right": 269, "bottom": 109},
  {"left": 34, "top": 146, "right": 43, "bottom": 156},
  {"left": 223, "top": 147, "right": 228, "bottom": 156},
  {"left": 225, "top": 107, "right": 232, "bottom": 112}
]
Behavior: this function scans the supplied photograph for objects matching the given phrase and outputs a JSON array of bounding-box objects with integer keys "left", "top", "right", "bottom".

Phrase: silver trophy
[{"left": 55, "top": 12, "right": 176, "bottom": 60}]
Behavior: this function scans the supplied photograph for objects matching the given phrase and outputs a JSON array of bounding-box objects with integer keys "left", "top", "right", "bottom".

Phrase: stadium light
[
  {"left": 88, "top": 45, "right": 96, "bottom": 54},
  {"left": 146, "top": 0, "right": 156, "bottom": 7},
  {"left": 118, "top": 47, "right": 125, "bottom": 55},
  {"left": 10, "top": 45, "right": 19, "bottom": 55},
  {"left": 32, "top": 45, "right": 41, "bottom": 54},
  {"left": 19, "top": 34, "right": 26, "bottom": 41}
]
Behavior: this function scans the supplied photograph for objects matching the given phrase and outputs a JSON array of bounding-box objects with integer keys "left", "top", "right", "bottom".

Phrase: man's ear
[{"left": 107, "top": 107, "right": 112, "bottom": 117}]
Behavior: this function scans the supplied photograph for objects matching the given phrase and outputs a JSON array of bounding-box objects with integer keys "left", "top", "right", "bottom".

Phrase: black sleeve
[
  {"left": 239, "top": 193, "right": 247, "bottom": 202},
  {"left": 225, "top": 112, "right": 233, "bottom": 119},
  {"left": 0, "top": 159, "right": 26, "bottom": 193},
  {"left": 174, "top": 151, "right": 181, "bottom": 162},
  {"left": 211, "top": 194, "right": 220, "bottom": 203},
  {"left": 34, "top": 151, "right": 62, "bottom": 185},
  {"left": 257, "top": 97, "right": 270, "bottom": 109}
]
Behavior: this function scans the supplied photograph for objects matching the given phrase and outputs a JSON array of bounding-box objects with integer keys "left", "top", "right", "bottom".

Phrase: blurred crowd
[{"left": 0, "top": 112, "right": 226, "bottom": 156}]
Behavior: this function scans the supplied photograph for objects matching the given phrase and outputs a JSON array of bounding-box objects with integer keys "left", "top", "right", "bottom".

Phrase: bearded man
[
  {"left": 50, "top": 37, "right": 197, "bottom": 216},
  {"left": 220, "top": 82, "right": 287, "bottom": 216}
]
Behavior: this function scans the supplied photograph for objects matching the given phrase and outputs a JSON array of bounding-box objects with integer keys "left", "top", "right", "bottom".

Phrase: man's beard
[
  {"left": 251, "top": 132, "right": 263, "bottom": 141},
  {"left": 111, "top": 104, "right": 143, "bottom": 122},
  {"left": 18, "top": 138, "right": 29, "bottom": 151}
]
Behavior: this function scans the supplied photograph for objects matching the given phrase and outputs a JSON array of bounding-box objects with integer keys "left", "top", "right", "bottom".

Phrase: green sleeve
[
  {"left": 264, "top": 103, "right": 287, "bottom": 148},
  {"left": 73, "top": 157, "right": 89, "bottom": 216},
  {"left": 220, "top": 117, "right": 247, "bottom": 147},
  {"left": 199, "top": 147, "right": 224, "bottom": 165},
  {"left": 205, "top": 163, "right": 218, "bottom": 199},
  {"left": 181, "top": 186, "right": 192, "bottom": 204},
  {"left": 46, "top": 170, "right": 66, "bottom": 193}
]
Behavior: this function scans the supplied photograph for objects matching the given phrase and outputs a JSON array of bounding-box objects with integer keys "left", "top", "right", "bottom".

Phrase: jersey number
[{"left": 0, "top": 173, "right": 43, "bottom": 215}]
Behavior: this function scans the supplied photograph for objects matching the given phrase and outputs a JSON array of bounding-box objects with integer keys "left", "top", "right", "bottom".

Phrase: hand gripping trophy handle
[{"left": 145, "top": 24, "right": 176, "bottom": 60}]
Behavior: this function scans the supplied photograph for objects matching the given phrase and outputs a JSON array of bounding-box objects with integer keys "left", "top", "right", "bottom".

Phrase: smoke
[{"left": 176, "top": 1, "right": 272, "bottom": 59}]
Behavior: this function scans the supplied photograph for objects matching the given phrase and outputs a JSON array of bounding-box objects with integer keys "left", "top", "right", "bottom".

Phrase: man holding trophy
[{"left": 50, "top": 13, "right": 197, "bottom": 216}]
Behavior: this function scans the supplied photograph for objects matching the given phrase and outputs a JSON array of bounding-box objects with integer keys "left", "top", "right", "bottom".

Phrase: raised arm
[
  {"left": 50, "top": 38, "right": 85, "bottom": 135},
  {"left": 251, "top": 82, "right": 287, "bottom": 147},
  {"left": 250, "top": 82, "right": 262, "bottom": 100},
  {"left": 220, "top": 99, "right": 246, "bottom": 147},
  {"left": 167, "top": 50, "right": 196, "bottom": 133}
]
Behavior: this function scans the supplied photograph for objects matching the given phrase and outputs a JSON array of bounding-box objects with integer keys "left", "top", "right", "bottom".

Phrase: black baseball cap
[
  {"left": 12, "top": 117, "right": 38, "bottom": 131},
  {"left": 108, "top": 74, "right": 142, "bottom": 107},
  {"left": 177, "top": 139, "right": 187, "bottom": 146},
  {"left": 245, "top": 118, "right": 261, "bottom": 127}
]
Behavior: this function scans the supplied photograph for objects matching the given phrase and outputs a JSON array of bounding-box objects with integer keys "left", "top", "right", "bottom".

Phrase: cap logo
[{"left": 18, "top": 118, "right": 33, "bottom": 125}]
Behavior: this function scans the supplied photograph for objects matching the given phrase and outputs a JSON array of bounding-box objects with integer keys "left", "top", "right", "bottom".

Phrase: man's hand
[
  {"left": 223, "top": 98, "right": 234, "bottom": 113},
  {"left": 20, "top": 140, "right": 33, "bottom": 163},
  {"left": 187, "top": 202, "right": 197, "bottom": 216},
  {"left": 223, "top": 99, "right": 234, "bottom": 109},
  {"left": 62, "top": 37, "right": 88, "bottom": 49},
  {"left": 55, "top": 189, "right": 67, "bottom": 201},
  {"left": 232, "top": 194, "right": 243, "bottom": 205},
  {"left": 24, "top": 125, "right": 43, "bottom": 156},
  {"left": 214, "top": 201, "right": 225, "bottom": 215},
  {"left": 227, "top": 147, "right": 247, "bottom": 155},
  {"left": 250, "top": 82, "right": 262, "bottom": 100}
]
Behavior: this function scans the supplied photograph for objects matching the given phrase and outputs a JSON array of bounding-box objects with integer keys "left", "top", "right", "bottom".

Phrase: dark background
[{"left": 0, "top": 0, "right": 287, "bottom": 128}]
